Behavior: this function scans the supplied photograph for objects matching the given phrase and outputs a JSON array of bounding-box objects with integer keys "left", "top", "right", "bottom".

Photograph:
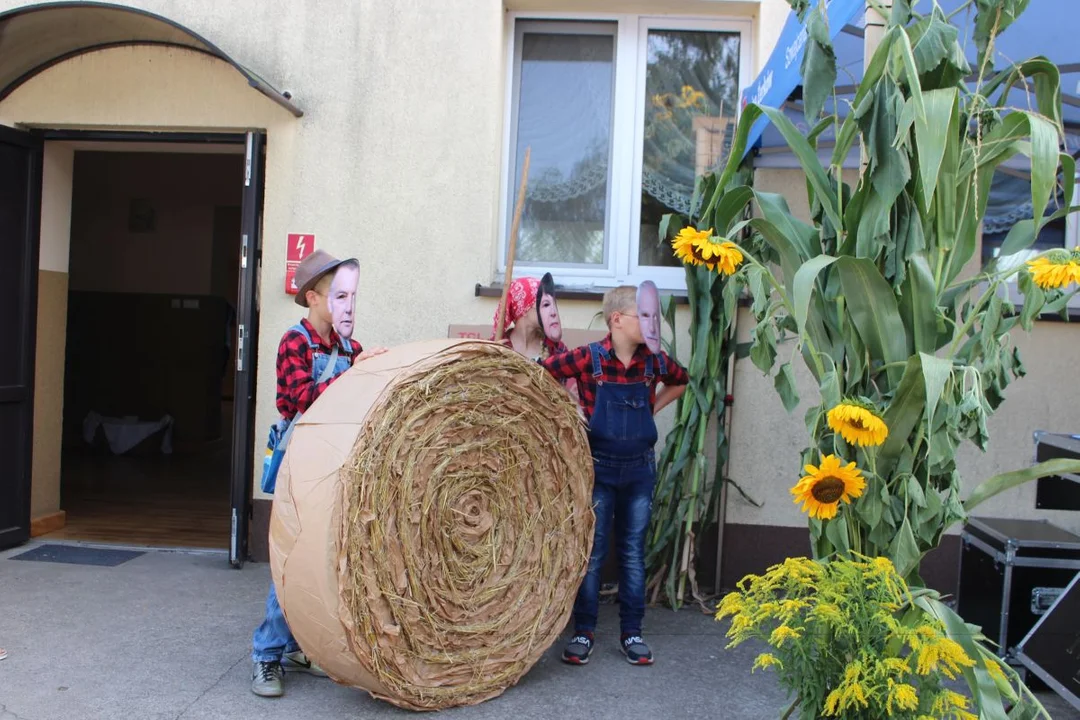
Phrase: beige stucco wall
[
  {"left": 2, "top": 0, "right": 787, "bottom": 507},
  {"left": 728, "top": 168, "right": 1080, "bottom": 536}
]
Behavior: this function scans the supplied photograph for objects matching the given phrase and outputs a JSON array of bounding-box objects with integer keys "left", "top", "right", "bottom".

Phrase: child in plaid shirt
[{"left": 540, "top": 286, "right": 687, "bottom": 666}]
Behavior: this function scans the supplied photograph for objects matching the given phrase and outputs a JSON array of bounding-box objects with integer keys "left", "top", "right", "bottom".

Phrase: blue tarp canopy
[
  {"left": 744, "top": 0, "right": 1080, "bottom": 170},
  {"left": 741, "top": 0, "right": 1080, "bottom": 247}
]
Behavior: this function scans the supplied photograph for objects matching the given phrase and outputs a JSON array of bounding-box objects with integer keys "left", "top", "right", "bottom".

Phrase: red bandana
[{"left": 491, "top": 277, "right": 540, "bottom": 340}]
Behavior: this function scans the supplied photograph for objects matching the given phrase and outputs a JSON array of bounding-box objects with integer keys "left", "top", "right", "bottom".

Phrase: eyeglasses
[{"left": 619, "top": 312, "right": 639, "bottom": 319}]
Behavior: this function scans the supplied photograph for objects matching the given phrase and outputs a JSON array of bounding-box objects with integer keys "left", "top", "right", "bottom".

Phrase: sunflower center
[
  {"left": 848, "top": 418, "right": 867, "bottom": 431},
  {"left": 810, "top": 476, "right": 846, "bottom": 504}
]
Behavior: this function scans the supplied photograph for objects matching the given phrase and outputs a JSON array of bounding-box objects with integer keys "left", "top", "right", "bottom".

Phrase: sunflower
[
  {"left": 791, "top": 455, "right": 866, "bottom": 520},
  {"left": 827, "top": 401, "right": 889, "bottom": 447},
  {"left": 672, "top": 227, "right": 744, "bottom": 275},
  {"left": 1026, "top": 248, "right": 1080, "bottom": 290},
  {"left": 672, "top": 226, "right": 711, "bottom": 265}
]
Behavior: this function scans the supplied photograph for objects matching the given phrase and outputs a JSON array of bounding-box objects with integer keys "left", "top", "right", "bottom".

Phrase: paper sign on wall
[{"left": 285, "top": 233, "right": 315, "bottom": 294}]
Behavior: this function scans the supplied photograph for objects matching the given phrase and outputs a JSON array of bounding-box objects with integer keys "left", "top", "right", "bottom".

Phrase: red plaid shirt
[
  {"left": 275, "top": 318, "right": 362, "bottom": 420},
  {"left": 540, "top": 335, "right": 688, "bottom": 421}
]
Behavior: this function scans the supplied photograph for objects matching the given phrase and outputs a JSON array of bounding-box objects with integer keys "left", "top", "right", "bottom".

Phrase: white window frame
[{"left": 497, "top": 12, "right": 753, "bottom": 292}]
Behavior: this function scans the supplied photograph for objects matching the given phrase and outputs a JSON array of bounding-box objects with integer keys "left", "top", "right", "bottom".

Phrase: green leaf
[
  {"left": 964, "top": 458, "right": 1080, "bottom": 513},
  {"left": 889, "top": 516, "right": 922, "bottom": 578},
  {"left": 773, "top": 362, "right": 800, "bottom": 412},
  {"left": 898, "top": 253, "right": 940, "bottom": 355},
  {"left": 793, "top": 254, "right": 837, "bottom": 333},
  {"left": 907, "top": 6, "right": 959, "bottom": 74},
  {"left": 754, "top": 105, "right": 843, "bottom": 232},
  {"left": 836, "top": 257, "right": 910, "bottom": 388},
  {"left": 1026, "top": 112, "right": 1061, "bottom": 235},
  {"left": 890, "top": 26, "right": 926, "bottom": 120},
  {"left": 750, "top": 322, "right": 777, "bottom": 373},
  {"left": 711, "top": 185, "right": 754, "bottom": 236},
  {"left": 824, "top": 515, "right": 851, "bottom": 557},
  {"left": 879, "top": 357, "right": 926, "bottom": 474},
  {"left": 999, "top": 218, "right": 1037, "bottom": 257},
  {"left": 800, "top": 2, "right": 837, "bottom": 122},
  {"left": 920, "top": 352, "right": 953, "bottom": 440},
  {"left": 974, "top": 0, "right": 1029, "bottom": 71},
  {"left": 913, "top": 87, "right": 957, "bottom": 212}
]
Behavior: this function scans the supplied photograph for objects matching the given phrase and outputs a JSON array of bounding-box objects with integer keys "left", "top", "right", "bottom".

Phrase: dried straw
[{"left": 337, "top": 341, "right": 593, "bottom": 710}]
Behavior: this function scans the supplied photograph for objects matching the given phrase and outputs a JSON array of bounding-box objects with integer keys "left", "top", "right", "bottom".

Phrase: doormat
[{"left": 9, "top": 544, "right": 145, "bottom": 567}]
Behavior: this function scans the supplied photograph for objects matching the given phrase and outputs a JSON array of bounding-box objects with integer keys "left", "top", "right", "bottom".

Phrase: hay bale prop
[{"left": 269, "top": 339, "right": 594, "bottom": 711}]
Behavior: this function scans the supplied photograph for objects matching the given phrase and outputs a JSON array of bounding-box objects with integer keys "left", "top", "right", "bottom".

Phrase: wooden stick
[{"left": 496, "top": 147, "right": 532, "bottom": 341}]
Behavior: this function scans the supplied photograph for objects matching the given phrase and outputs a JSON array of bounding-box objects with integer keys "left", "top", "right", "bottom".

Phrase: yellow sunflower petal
[
  {"left": 827, "top": 402, "right": 889, "bottom": 447},
  {"left": 790, "top": 454, "right": 866, "bottom": 520}
]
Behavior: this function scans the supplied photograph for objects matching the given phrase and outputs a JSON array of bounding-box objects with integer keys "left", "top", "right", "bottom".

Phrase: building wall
[{"left": 0, "top": 0, "right": 778, "bottom": 516}]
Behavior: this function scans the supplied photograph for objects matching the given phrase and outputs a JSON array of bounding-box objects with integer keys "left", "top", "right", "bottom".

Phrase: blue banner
[{"left": 738, "top": 0, "right": 865, "bottom": 161}]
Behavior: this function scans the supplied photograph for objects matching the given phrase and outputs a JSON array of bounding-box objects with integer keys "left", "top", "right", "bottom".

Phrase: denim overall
[
  {"left": 574, "top": 343, "right": 665, "bottom": 635},
  {"left": 253, "top": 323, "right": 353, "bottom": 664},
  {"left": 259, "top": 323, "right": 353, "bottom": 494}
]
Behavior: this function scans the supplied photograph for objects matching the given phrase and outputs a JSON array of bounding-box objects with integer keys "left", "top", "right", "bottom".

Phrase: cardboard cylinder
[{"left": 269, "top": 339, "right": 594, "bottom": 710}]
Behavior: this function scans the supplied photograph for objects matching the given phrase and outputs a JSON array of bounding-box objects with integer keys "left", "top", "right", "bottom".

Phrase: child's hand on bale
[{"left": 354, "top": 347, "right": 389, "bottom": 364}]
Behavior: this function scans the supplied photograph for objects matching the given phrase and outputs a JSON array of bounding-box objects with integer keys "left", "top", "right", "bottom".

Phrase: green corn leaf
[
  {"left": 913, "top": 87, "right": 957, "bottom": 212},
  {"left": 964, "top": 458, "right": 1080, "bottom": 513},
  {"left": 793, "top": 254, "right": 838, "bottom": 333},
  {"left": 836, "top": 257, "right": 910, "bottom": 388},
  {"left": 879, "top": 356, "right": 926, "bottom": 474},
  {"left": 898, "top": 253, "right": 940, "bottom": 354}
]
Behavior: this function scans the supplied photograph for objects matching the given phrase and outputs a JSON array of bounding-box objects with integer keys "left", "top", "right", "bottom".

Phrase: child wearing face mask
[{"left": 250, "top": 250, "right": 385, "bottom": 698}]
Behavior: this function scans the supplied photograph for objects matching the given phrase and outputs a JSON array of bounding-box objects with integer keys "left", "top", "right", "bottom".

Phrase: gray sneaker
[
  {"left": 251, "top": 661, "right": 284, "bottom": 697},
  {"left": 282, "top": 650, "right": 328, "bottom": 677}
]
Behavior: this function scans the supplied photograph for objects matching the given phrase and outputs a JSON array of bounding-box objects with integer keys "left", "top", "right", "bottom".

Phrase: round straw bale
[{"left": 269, "top": 339, "right": 594, "bottom": 711}]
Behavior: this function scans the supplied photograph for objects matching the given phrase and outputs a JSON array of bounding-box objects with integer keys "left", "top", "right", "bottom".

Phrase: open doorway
[{"left": 44, "top": 146, "right": 246, "bottom": 550}]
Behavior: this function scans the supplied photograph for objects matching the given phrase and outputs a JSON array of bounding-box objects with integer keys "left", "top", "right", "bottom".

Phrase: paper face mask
[
  {"left": 536, "top": 273, "right": 563, "bottom": 344},
  {"left": 329, "top": 264, "right": 359, "bottom": 339},
  {"left": 637, "top": 280, "right": 661, "bottom": 354}
]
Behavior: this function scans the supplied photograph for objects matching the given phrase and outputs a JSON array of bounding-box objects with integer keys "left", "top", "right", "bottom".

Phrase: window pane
[
  {"left": 511, "top": 29, "right": 614, "bottom": 266},
  {"left": 638, "top": 30, "right": 741, "bottom": 268}
]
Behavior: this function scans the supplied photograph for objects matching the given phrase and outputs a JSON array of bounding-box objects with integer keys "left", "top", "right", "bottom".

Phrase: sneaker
[
  {"left": 282, "top": 650, "right": 328, "bottom": 677},
  {"left": 620, "top": 634, "right": 654, "bottom": 665},
  {"left": 561, "top": 632, "right": 594, "bottom": 665},
  {"left": 251, "top": 661, "right": 284, "bottom": 697}
]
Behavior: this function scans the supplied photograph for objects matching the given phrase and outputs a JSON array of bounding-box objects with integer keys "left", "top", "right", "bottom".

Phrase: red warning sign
[{"left": 285, "top": 233, "right": 315, "bottom": 294}]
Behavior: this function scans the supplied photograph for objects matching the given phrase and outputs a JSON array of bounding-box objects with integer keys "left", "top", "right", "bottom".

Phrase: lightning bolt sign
[{"left": 286, "top": 233, "right": 316, "bottom": 295}]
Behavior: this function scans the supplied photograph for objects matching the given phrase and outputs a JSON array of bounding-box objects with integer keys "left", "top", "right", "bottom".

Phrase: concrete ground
[
  {"left": 0, "top": 540, "right": 1075, "bottom": 719},
  {"left": 0, "top": 540, "right": 789, "bottom": 720}
]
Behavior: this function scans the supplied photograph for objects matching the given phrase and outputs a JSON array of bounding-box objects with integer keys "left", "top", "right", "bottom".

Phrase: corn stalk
[{"left": 646, "top": 165, "right": 759, "bottom": 609}]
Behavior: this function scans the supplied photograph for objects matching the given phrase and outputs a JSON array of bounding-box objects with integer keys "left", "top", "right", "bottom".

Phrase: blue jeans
[
  {"left": 252, "top": 581, "right": 299, "bottom": 663},
  {"left": 573, "top": 471, "right": 654, "bottom": 635}
]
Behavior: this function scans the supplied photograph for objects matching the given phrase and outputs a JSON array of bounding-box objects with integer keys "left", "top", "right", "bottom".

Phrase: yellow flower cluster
[
  {"left": 672, "top": 227, "right": 745, "bottom": 275},
  {"left": 715, "top": 555, "right": 997, "bottom": 718},
  {"left": 1027, "top": 248, "right": 1080, "bottom": 290}
]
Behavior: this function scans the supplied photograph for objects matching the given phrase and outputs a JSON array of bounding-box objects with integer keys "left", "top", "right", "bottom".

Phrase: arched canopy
[{"left": 0, "top": 1, "right": 302, "bottom": 116}]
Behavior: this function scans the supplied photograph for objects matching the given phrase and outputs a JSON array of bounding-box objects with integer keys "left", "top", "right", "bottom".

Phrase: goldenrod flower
[
  {"left": 1027, "top": 248, "right": 1080, "bottom": 289},
  {"left": 827, "top": 401, "right": 889, "bottom": 446},
  {"left": 752, "top": 653, "right": 783, "bottom": 672},
  {"left": 916, "top": 636, "right": 975, "bottom": 678},
  {"left": 791, "top": 455, "right": 866, "bottom": 520},
  {"left": 886, "top": 681, "right": 919, "bottom": 714},
  {"left": 768, "top": 624, "right": 802, "bottom": 647},
  {"left": 715, "top": 591, "right": 744, "bottom": 620},
  {"left": 672, "top": 227, "right": 744, "bottom": 275}
]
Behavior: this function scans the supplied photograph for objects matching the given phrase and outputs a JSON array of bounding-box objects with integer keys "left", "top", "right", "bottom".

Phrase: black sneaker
[
  {"left": 620, "top": 634, "right": 654, "bottom": 665},
  {"left": 561, "top": 632, "right": 594, "bottom": 665}
]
